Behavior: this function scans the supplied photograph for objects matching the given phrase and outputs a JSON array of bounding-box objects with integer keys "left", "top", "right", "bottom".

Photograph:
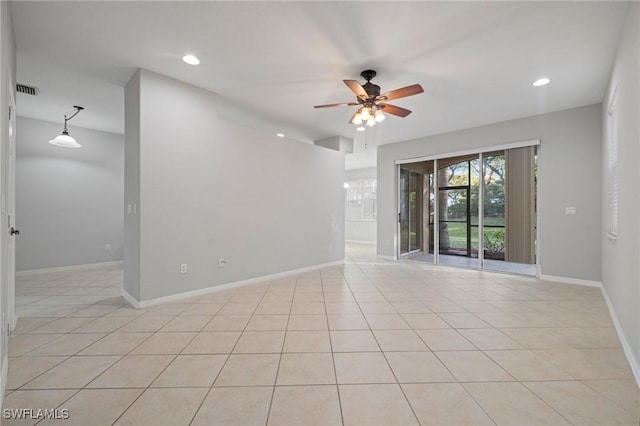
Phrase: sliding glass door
[
  {"left": 399, "top": 168, "right": 422, "bottom": 255},
  {"left": 481, "top": 154, "right": 506, "bottom": 263},
  {"left": 436, "top": 156, "right": 479, "bottom": 268},
  {"left": 398, "top": 144, "right": 538, "bottom": 276},
  {"left": 482, "top": 147, "right": 537, "bottom": 275}
]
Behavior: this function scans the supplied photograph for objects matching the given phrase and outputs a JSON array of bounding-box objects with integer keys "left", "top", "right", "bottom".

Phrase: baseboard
[
  {"left": 539, "top": 274, "right": 602, "bottom": 288},
  {"left": 0, "top": 354, "right": 8, "bottom": 411},
  {"left": 122, "top": 260, "right": 345, "bottom": 309},
  {"left": 345, "top": 240, "right": 377, "bottom": 245},
  {"left": 600, "top": 286, "right": 640, "bottom": 387},
  {"left": 121, "top": 288, "right": 140, "bottom": 308},
  {"left": 16, "top": 260, "right": 124, "bottom": 276}
]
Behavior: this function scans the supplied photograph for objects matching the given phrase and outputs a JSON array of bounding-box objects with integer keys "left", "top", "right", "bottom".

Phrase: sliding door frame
[
  {"left": 395, "top": 139, "right": 540, "bottom": 276},
  {"left": 398, "top": 167, "right": 423, "bottom": 257},
  {"left": 478, "top": 152, "right": 484, "bottom": 271}
]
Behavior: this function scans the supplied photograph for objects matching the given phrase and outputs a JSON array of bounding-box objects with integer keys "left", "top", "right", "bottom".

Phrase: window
[
  {"left": 346, "top": 179, "right": 377, "bottom": 220},
  {"left": 607, "top": 88, "right": 618, "bottom": 239}
]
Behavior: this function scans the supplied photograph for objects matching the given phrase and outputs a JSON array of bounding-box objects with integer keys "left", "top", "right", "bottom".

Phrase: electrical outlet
[
  {"left": 105, "top": 244, "right": 111, "bottom": 252},
  {"left": 180, "top": 264, "right": 187, "bottom": 274},
  {"left": 218, "top": 258, "right": 226, "bottom": 268}
]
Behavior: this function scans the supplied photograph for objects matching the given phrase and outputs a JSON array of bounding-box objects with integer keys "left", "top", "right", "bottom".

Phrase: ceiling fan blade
[
  {"left": 344, "top": 80, "right": 368, "bottom": 100},
  {"left": 379, "top": 84, "right": 424, "bottom": 101},
  {"left": 380, "top": 103, "right": 412, "bottom": 117},
  {"left": 314, "top": 102, "right": 359, "bottom": 108}
]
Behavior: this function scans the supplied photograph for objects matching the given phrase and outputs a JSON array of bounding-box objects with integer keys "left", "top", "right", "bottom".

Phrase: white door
[
  {"left": 7, "top": 83, "right": 16, "bottom": 329},
  {"left": 2, "top": 80, "right": 17, "bottom": 336}
]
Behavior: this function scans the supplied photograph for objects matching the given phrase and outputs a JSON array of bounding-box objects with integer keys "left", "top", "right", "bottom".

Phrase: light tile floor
[{"left": 4, "top": 243, "right": 639, "bottom": 425}]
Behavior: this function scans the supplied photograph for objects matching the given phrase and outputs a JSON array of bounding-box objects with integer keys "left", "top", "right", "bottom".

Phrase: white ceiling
[{"left": 11, "top": 1, "right": 627, "bottom": 169}]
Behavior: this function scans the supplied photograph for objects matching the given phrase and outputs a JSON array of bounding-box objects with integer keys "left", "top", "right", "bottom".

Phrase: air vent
[{"left": 16, "top": 83, "right": 38, "bottom": 96}]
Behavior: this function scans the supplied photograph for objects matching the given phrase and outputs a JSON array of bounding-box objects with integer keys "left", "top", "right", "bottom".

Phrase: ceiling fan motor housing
[
  {"left": 360, "top": 70, "right": 380, "bottom": 100},
  {"left": 362, "top": 82, "right": 380, "bottom": 99}
]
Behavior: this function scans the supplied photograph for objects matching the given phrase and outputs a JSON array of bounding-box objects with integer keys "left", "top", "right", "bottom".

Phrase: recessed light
[
  {"left": 276, "top": 133, "right": 285, "bottom": 138},
  {"left": 533, "top": 77, "right": 551, "bottom": 87},
  {"left": 356, "top": 126, "right": 366, "bottom": 132},
  {"left": 182, "top": 55, "right": 200, "bottom": 65}
]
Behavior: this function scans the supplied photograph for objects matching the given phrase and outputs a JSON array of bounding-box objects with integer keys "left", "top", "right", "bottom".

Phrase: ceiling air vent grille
[{"left": 16, "top": 83, "right": 38, "bottom": 96}]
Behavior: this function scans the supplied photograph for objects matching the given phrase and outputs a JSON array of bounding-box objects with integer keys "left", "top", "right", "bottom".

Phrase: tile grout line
[
  {"left": 186, "top": 288, "right": 266, "bottom": 425},
  {"left": 110, "top": 292, "right": 238, "bottom": 425},
  {"left": 325, "top": 268, "right": 346, "bottom": 426},
  {"left": 369, "top": 273, "right": 423, "bottom": 426},
  {"left": 263, "top": 276, "right": 296, "bottom": 426}
]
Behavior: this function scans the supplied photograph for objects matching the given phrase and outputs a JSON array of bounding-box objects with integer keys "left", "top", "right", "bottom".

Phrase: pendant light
[{"left": 49, "top": 106, "right": 84, "bottom": 148}]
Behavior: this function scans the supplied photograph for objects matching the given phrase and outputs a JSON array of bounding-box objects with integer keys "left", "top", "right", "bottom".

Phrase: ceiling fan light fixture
[
  {"left": 352, "top": 112, "right": 363, "bottom": 125},
  {"left": 356, "top": 126, "right": 366, "bottom": 132},
  {"left": 366, "top": 117, "right": 376, "bottom": 127},
  {"left": 360, "top": 107, "right": 371, "bottom": 121},
  {"left": 375, "top": 109, "right": 385, "bottom": 122}
]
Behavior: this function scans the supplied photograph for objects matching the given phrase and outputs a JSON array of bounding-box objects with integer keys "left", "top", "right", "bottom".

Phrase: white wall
[
  {"left": 346, "top": 167, "right": 377, "bottom": 243},
  {"left": 346, "top": 167, "right": 377, "bottom": 180},
  {"left": 125, "top": 69, "right": 345, "bottom": 303},
  {"left": 346, "top": 221, "right": 377, "bottom": 244},
  {"left": 378, "top": 104, "right": 603, "bottom": 282},
  {"left": 601, "top": 2, "right": 639, "bottom": 381},
  {"left": 123, "top": 71, "right": 140, "bottom": 301},
  {"left": 15, "top": 117, "right": 124, "bottom": 271}
]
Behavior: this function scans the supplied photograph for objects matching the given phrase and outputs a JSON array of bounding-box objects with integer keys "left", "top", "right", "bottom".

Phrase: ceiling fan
[{"left": 314, "top": 70, "right": 424, "bottom": 127}]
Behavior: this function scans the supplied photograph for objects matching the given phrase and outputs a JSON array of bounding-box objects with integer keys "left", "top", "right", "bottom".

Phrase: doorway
[
  {"left": 397, "top": 143, "right": 538, "bottom": 276},
  {"left": 399, "top": 168, "right": 422, "bottom": 255},
  {"left": 436, "top": 155, "right": 480, "bottom": 260}
]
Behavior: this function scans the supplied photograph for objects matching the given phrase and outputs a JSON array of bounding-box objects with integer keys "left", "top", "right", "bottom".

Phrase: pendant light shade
[
  {"left": 349, "top": 105, "right": 386, "bottom": 130},
  {"left": 49, "top": 106, "right": 84, "bottom": 148},
  {"left": 49, "top": 131, "right": 81, "bottom": 148},
  {"left": 359, "top": 107, "right": 371, "bottom": 121}
]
